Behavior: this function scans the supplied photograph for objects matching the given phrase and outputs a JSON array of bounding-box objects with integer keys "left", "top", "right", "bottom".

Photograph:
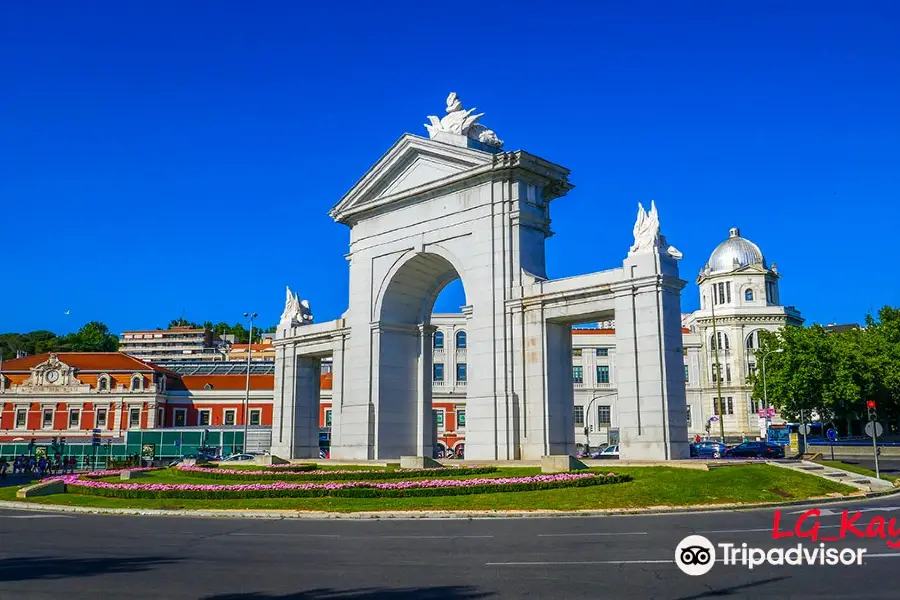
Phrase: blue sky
[{"left": 2, "top": 1, "right": 898, "bottom": 335}]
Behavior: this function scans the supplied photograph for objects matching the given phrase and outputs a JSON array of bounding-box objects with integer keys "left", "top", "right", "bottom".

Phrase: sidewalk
[{"left": 769, "top": 460, "right": 897, "bottom": 492}]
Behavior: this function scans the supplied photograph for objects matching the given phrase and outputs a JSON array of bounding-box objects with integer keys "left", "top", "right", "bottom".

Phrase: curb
[{"left": 2, "top": 487, "right": 898, "bottom": 520}]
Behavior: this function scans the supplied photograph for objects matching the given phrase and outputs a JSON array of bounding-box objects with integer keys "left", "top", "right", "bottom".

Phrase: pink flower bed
[
  {"left": 83, "top": 467, "right": 157, "bottom": 477},
  {"left": 63, "top": 472, "right": 599, "bottom": 492},
  {"left": 179, "top": 465, "right": 487, "bottom": 476}
]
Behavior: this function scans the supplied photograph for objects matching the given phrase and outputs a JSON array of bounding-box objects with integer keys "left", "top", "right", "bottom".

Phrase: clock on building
[{"left": 45, "top": 370, "right": 59, "bottom": 383}]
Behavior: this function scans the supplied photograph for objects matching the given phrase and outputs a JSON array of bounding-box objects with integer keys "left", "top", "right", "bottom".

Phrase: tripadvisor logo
[
  {"left": 675, "top": 534, "right": 868, "bottom": 575},
  {"left": 675, "top": 535, "right": 716, "bottom": 576}
]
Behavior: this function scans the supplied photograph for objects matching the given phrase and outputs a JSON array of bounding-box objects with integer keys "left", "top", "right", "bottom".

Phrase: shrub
[{"left": 173, "top": 465, "right": 499, "bottom": 481}]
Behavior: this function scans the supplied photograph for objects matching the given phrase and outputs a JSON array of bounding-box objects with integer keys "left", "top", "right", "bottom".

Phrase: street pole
[
  {"left": 709, "top": 295, "right": 726, "bottom": 442},
  {"left": 871, "top": 424, "right": 881, "bottom": 480},
  {"left": 583, "top": 395, "right": 610, "bottom": 453},
  {"left": 242, "top": 312, "right": 257, "bottom": 454},
  {"left": 758, "top": 348, "right": 782, "bottom": 441}
]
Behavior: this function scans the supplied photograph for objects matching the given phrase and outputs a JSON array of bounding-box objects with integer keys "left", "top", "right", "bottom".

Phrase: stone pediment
[
  {"left": 329, "top": 134, "right": 495, "bottom": 224},
  {"left": 21, "top": 353, "right": 85, "bottom": 390}
]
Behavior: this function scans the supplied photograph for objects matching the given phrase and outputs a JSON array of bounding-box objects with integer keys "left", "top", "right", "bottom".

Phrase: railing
[
  {"left": 456, "top": 348, "right": 467, "bottom": 358},
  {"left": 594, "top": 382, "right": 612, "bottom": 388},
  {"left": 433, "top": 380, "right": 445, "bottom": 387},
  {"left": 455, "top": 380, "right": 467, "bottom": 387},
  {"left": 574, "top": 381, "right": 585, "bottom": 388}
]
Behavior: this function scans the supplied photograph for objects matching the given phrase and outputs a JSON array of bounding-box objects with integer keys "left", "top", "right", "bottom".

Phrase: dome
[{"left": 706, "top": 228, "right": 766, "bottom": 274}]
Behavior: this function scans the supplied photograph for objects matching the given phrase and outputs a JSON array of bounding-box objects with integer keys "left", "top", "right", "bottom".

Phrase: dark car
[
  {"left": 724, "top": 442, "right": 785, "bottom": 459},
  {"left": 690, "top": 441, "right": 727, "bottom": 458}
]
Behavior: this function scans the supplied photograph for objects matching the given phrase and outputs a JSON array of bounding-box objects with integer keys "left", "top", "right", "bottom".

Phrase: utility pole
[{"left": 710, "top": 290, "right": 726, "bottom": 442}]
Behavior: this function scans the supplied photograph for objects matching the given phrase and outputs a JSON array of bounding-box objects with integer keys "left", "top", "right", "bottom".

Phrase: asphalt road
[
  {"left": 1, "top": 495, "right": 899, "bottom": 600},
  {"left": 827, "top": 455, "right": 900, "bottom": 478}
]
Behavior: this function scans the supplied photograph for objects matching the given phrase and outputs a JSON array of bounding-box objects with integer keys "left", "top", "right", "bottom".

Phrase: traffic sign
[
  {"left": 798, "top": 424, "right": 811, "bottom": 435},
  {"left": 92, "top": 429, "right": 101, "bottom": 434},
  {"left": 865, "top": 422, "right": 884, "bottom": 438},
  {"left": 826, "top": 428, "right": 837, "bottom": 442},
  {"left": 709, "top": 416, "right": 719, "bottom": 422}
]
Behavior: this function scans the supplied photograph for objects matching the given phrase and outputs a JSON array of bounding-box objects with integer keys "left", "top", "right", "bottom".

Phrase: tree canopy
[
  {"left": 1, "top": 321, "right": 119, "bottom": 360},
  {"left": 752, "top": 305, "right": 900, "bottom": 432}
]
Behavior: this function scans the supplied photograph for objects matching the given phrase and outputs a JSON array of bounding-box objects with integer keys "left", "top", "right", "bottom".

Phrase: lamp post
[
  {"left": 583, "top": 394, "right": 615, "bottom": 454},
  {"left": 242, "top": 312, "right": 258, "bottom": 454},
  {"left": 758, "top": 348, "right": 783, "bottom": 440},
  {"left": 709, "top": 292, "right": 726, "bottom": 442}
]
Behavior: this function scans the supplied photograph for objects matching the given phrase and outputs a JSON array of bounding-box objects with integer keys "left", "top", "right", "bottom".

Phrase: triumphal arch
[{"left": 272, "top": 93, "right": 689, "bottom": 461}]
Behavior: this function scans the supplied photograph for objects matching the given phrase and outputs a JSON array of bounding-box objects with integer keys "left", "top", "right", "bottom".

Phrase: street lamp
[
  {"left": 242, "top": 312, "right": 258, "bottom": 454},
  {"left": 583, "top": 394, "right": 615, "bottom": 454},
  {"left": 757, "top": 348, "right": 783, "bottom": 440}
]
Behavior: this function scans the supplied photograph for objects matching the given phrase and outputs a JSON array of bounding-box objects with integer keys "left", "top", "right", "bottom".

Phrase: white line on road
[
  {"left": 229, "top": 533, "right": 341, "bottom": 538},
  {"left": 537, "top": 532, "right": 648, "bottom": 538},
  {"left": 228, "top": 533, "right": 494, "bottom": 540}
]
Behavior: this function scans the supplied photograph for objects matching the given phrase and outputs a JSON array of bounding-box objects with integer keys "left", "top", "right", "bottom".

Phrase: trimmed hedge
[
  {"left": 204, "top": 463, "right": 319, "bottom": 472},
  {"left": 65, "top": 474, "right": 631, "bottom": 499},
  {"left": 172, "top": 466, "right": 500, "bottom": 481}
]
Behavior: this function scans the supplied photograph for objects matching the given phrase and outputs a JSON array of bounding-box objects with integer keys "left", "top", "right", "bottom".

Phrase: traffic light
[{"left": 867, "top": 400, "right": 877, "bottom": 422}]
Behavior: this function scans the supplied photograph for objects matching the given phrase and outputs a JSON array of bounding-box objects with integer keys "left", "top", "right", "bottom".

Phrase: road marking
[
  {"left": 700, "top": 525, "right": 841, "bottom": 534},
  {"left": 351, "top": 535, "right": 495, "bottom": 540},
  {"left": 229, "top": 533, "right": 341, "bottom": 538},
  {"left": 1, "top": 515, "right": 74, "bottom": 519},
  {"left": 537, "top": 532, "right": 648, "bottom": 538}
]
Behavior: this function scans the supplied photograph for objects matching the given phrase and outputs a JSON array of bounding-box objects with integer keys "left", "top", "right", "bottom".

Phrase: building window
[
  {"left": 726, "top": 364, "right": 732, "bottom": 383},
  {"left": 572, "top": 365, "right": 584, "bottom": 384},
  {"left": 711, "top": 363, "right": 721, "bottom": 383},
  {"left": 597, "top": 405, "right": 611, "bottom": 426},
  {"left": 433, "top": 331, "right": 444, "bottom": 349},
  {"left": 745, "top": 288, "right": 754, "bottom": 302},
  {"left": 596, "top": 348, "right": 609, "bottom": 357},
  {"left": 750, "top": 399, "right": 760, "bottom": 414},
  {"left": 455, "top": 331, "right": 467, "bottom": 349},
  {"left": 710, "top": 332, "right": 730, "bottom": 351},
  {"left": 198, "top": 409, "right": 211, "bottom": 426},
  {"left": 43, "top": 408, "right": 54, "bottom": 428},
  {"left": 714, "top": 397, "right": 734, "bottom": 415},
  {"left": 98, "top": 374, "right": 109, "bottom": 391},
  {"left": 686, "top": 405, "right": 692, "bottom": 427},
  {"left": 224, "top": 409, "right": 236, "bottom": 426},
  {"left": 748, "top": 362, "right": 757, "bottom": 378},
  {"left": 15, "top": 408, "right": 27, "bottom": 428},
  {"left": 433, "top": 363, "right": 444, "bottom": 382},
  {"left": 457, "top": 409, "right": 466, "bottom": 429},
  {"left": 746, "top": 330, "right": 762, "bottom": 350},
  {"left": 68, "top": 408, "right": 81, "bottom": 428},
  {"left": 574, "top": 405, "right": 585, "bottom": 426},
  {"left": 130, "top": 375, "right": 142, "bottom": 391},
  {"left": 96, "top": 408, "right": 107, "bottom": 428},
  {"left": 249, "top": 409, "right": 261, "bottom": 426},
  {"left": 325, "top": 409, "right": 332, "bottom": 427},
  {"left": 456, "top": 363, "right": 467, "bottom": 382},
  {"left": 129, "top": 408, "right": 140, "bottom": 428},
  {"left": 572, "top": 348, "right": 583, "bottom": 357},
  {"left": 174, "top": 409, "right": 186, "bottom": 427},
  {"left": 684, "top": 364, "right": 690, "bottom": 383},
  {"left": 596, "top": 365, "right": 610, "bottom": 384},
  {"left": 726, "top": 282, "right": 732, "bottom": 303},
  {"left": 765, "top": 281, "right": 776, "bottom": 303},
  {"left": 433, "top": 409, "right": 445, "bottom": 431}
]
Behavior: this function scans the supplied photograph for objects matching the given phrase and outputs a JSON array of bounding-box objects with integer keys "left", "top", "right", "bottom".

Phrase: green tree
[{"left": 65, "top": 322, "right": 119, "bottom": 352}]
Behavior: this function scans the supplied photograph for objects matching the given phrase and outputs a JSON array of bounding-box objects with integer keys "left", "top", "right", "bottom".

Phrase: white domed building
[{"left": 684, "top": 227, "right": 804, "bottom": 440}]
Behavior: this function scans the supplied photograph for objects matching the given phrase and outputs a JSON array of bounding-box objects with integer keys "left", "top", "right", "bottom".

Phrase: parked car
[
  {"left": 724, "top": 442, "right": 785, "bottom": 459},
  {"left": 167, "top": 452, "right": 216, "bottom": 467},
  {"left": 598, "top": 445, "right": 619, "bottom": 459},
  {"left": 220, "top": 453, "right": 258, "bottom": 462},
  {"left": 690, "top": 441, "right": 727, "bottom": 459}
]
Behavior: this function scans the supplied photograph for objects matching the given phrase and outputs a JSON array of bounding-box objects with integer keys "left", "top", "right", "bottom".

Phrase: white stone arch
[
  {"left": 745, "top": 329, "right": 763, "bottom": 350},
  {"left": 374, "top": 245, "right": 469, "bottom": 325}
]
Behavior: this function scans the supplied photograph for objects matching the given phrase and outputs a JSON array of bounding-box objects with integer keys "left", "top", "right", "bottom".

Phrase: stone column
[
  {"left": 271, "top": 343, "right": 321, "bottom": 459},
  {"left": 613, "top": 250, "right": 690, "bottom": 460},
  {"left": 417, "top": 324, "right": 436, "bottom": 458}
]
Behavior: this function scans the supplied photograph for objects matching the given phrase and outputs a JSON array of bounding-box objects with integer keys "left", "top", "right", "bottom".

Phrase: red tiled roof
[
  {"left": 176, "top": 374, "right": 275, "bottom": 391},
  {"left": 230, "top": 343, "right": 274, "bottom": 351},
  {"left": 0, "top": 352, "right": 176, "bottom": 374},
  {"left": 571, "top": 327, "right": 692, "bottom": 335}
]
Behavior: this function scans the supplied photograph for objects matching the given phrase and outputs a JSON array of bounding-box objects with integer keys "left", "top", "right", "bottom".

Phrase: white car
[
  {"left": 220, "top": 453, "right": 257, "bottom": 462},
  {"left": 599, "top": 445, "right": 619, "bottom": 459}
]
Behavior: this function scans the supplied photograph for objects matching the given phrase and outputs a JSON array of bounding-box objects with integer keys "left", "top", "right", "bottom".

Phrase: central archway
[{"left": 373, "top": 250, "right": 468, "bottom": 458}]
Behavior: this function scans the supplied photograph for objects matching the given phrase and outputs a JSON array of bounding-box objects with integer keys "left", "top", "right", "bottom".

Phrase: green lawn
[
  {"left": 820, "top": 460, "right": 900, "bottom": 482},
  {"left": 1, "top": 465, "right": 856, "bottom": 513}
]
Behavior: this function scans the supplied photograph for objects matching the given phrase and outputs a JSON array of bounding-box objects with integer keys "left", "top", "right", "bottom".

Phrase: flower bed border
[
  {"left": 64, "top": 473, "right": 630, "bottom": 499},
  {"left": 205, "top": 463, "right": 318, "bottom": 473},
  {"left": 174, "top": 465, "right": 500, "bottom": 481}
]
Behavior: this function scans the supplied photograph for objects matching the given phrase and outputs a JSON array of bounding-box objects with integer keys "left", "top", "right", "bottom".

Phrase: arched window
[
  {"left": 433, "top": 331, "right": 444, "bottom": 349},
  {"left": 746, "top": 330, "right": 761, "bottom": 350},
  {"left": 204, "top": 383, "right": 213, "bottom": 390},
  {"left": 709, "top": 332, "right": 730, "bottom": 351},
  {"left": 130, "top": 375, "right": 142, "bottom": 391},
  {"left": 455, "top": 331, "right": 467, "bottom": 349},
  {"left": 745, "top": 288, "right": 754, "bottom": 302},
  {"left": 97, "top": 374, "right": 110, "bottom": 391}
]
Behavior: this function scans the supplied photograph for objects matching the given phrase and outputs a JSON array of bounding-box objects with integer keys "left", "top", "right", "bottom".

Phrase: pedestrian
[{"left": 0, "top": 457, "right": 8, "bottom": 479}]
